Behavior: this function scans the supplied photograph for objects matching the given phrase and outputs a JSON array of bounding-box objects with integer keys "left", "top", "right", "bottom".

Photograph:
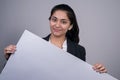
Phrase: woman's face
[{"left": 49, "top": 10, "right": 72, "bottom": 37}]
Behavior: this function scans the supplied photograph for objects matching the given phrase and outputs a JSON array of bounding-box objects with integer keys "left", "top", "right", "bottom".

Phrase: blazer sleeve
[
  {"left": 67, "top": 39, "right": 86, "bottom": 61},
  {"left": 76, "top": 45, "right": 86, "bottom": 61}
]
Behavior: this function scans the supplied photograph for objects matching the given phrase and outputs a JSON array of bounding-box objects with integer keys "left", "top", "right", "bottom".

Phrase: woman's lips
[{"left": 53, "top": 28, "right": 61, "bottom": 32}]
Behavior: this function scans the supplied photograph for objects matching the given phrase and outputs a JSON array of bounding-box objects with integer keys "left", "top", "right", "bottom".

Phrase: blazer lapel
[
  {"left": 43, "top": 34, "right": 50, "bottom": 41},
  {"left": 67, "top": 39, "right": 76, "bottom": 55}
]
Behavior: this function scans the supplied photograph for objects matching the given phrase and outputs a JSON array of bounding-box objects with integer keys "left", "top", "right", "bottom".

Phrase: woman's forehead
[{"left": 52, "top": 10, "right": 69, "bottom": 20}]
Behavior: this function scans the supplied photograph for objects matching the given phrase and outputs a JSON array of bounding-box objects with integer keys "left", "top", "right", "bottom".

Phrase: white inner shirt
[{"left": 49, "top": 39, "right": 67, "bottom": 51}]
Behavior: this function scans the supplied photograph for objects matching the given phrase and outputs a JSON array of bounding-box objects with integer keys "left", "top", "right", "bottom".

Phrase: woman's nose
[{"left": 55, "top": 21, "right": 61, "bottom": 27}]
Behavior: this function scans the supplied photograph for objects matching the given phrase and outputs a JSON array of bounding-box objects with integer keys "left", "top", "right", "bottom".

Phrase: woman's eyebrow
[
  {"left": 61, "top": 19, "right": 68, "bottom": 21},
  {"left": 51, "top": 16, "right": 57, "bottom": 18},
  {"left": 52, "top": 16, "right": 69, "bottom": 21}
]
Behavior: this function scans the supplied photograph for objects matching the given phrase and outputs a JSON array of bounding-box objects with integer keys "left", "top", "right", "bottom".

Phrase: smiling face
[{"left": 49, "top": 10, "right": 72, "bottom": 37}]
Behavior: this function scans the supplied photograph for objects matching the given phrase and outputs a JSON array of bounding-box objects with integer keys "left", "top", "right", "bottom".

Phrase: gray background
[{"left": 0, "top": 0, "right": 120, "bottom": 79}]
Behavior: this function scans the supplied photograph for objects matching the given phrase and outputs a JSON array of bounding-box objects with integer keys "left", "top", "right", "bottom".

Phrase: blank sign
[{"left": 0, "top": 30, "right": 118, "bottom": 80}]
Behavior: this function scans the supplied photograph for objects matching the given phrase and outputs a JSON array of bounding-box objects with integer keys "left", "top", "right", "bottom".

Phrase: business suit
[{"left": 43, "top": 35, "right": 86, "bottom": 61}]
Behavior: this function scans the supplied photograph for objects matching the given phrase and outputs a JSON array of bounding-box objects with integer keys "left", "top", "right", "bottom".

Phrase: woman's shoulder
[
  {"left": 67, "top": 39, "right": 86, "bottom": 61},
  {"left": 67, "top": 39, "right": 85, "bottom": 50}
]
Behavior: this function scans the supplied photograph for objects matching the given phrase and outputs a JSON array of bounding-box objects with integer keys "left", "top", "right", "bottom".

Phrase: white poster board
[{"left": 0, "top": 30, "right": 118, "bottom": 80}]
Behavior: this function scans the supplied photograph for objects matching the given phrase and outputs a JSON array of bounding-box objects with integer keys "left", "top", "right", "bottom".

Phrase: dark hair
[{"left": 49, "top": 4, "right": 80, "bottom": 43}]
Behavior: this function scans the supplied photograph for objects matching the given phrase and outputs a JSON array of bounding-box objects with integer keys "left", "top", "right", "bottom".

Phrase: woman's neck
[{"left": 50, "top": 34, "right": 66, "bottom": 49}]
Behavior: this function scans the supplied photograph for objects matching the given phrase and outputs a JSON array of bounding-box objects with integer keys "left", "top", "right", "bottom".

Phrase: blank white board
[{"left": 0, "top": 30, "right": 118, "bottom": 80}]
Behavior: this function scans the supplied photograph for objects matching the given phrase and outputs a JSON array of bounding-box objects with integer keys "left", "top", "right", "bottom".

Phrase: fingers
[
  {"left": 92, "top": 63, "right": 107, "bottom": 73},
  {"left": 4, "top": 45, "right": 16, "bottom": 59},
  {"left": 4, "top": 45, "right": 16, "bottom": 53}
]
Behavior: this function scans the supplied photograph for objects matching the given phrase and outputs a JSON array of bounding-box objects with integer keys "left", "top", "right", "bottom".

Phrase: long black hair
[{"left": 49, "top": 4, "right": 80, "bottom": 43}]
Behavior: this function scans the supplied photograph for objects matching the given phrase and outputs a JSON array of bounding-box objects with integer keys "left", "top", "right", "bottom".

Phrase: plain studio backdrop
[{"left": 0, "top": 0, "right": 120, "bottom": 79}]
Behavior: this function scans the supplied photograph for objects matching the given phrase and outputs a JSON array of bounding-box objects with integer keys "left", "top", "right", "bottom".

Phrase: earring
[{"left": 68, "top": 25, "right": 73, "bottom": 30}]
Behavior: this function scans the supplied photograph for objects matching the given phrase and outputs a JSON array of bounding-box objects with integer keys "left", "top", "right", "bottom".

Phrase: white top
[{"left": 49, "top": 39, "right": 67, "bottom": 51}]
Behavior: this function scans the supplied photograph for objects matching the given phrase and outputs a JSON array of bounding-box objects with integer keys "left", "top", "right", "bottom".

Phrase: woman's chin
[{"left": 52, "top": 33, "right": 62, "bottom": 37}]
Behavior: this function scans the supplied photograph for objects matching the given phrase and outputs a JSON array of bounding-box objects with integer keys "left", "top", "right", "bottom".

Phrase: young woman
[{"left": 4, "top": 4, "right": 107, "bottom": 73}]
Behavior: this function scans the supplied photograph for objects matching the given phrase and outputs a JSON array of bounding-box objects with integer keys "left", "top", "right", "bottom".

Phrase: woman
[{"left": 4, "top": 4, "right": 107, "bottom": 73}]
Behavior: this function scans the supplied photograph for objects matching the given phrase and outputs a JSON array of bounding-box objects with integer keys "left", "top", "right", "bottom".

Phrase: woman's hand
[
  {"left": 4, "top": 45, "right": 16, "bottom": 60},
  {"left": 92, "top": 63, "right": 107, "bottom": 73}
]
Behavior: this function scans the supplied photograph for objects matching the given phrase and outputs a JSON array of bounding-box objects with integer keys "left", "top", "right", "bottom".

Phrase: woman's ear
[{"left": 68, "top": 25, "right": 73, "bottom": 30}]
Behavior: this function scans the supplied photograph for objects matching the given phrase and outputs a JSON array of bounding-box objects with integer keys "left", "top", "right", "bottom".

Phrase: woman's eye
[
  {"left": 61, "top": 21, "right": 67, "bottom": 24},
  {"left": 51, "top": 18, "right": 57, "bottom": 22}
]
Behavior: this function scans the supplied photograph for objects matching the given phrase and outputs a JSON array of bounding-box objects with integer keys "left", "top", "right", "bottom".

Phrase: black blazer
[{"left": 43, "top": 35, "right": 86, "bottom": 61}]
